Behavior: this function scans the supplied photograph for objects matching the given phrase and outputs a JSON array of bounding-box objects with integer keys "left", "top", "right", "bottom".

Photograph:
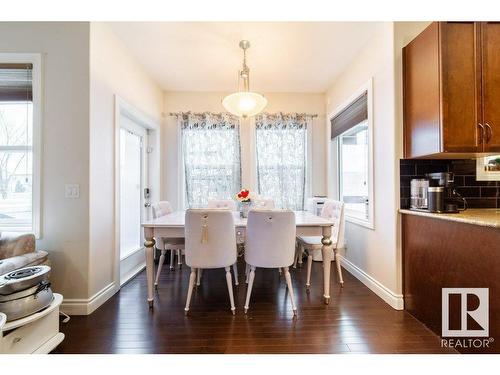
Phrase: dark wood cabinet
[
  {"left": 481, "top": 22, "right": 500, "bottom": 152},
  {"left": 402, "top": 213, "right": 500, "bottom": 353},
  {"left": 404, "top": 22, "right": 500, "bottom": 158}
]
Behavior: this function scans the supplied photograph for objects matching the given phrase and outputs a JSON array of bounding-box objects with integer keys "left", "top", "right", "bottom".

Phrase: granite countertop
[{"left": 399, "top": 208, "right": 500, "bottom": 229}]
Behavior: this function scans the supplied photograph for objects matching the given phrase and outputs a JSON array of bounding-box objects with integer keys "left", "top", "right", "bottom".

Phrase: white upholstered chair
[
  {"left": 207, "top": 198, "right": 237, "bottom": 211},
  {"left": 296, "top": 199, "right": 345, "bottom": 290},
  {"left": 184, "top": 209, "right": 237, "bottom": 315},
  {"left": 253, "top": 197, "right": 275, "bottom": 209},
  {"left": 152, "top": 201, "right": 184, "bottom": 288},
  {"left": 244, "top": 210, "right": 297, "bottom": 315},
  {"left": 204, "top": 199, "right": 239, "bottom": 286}
]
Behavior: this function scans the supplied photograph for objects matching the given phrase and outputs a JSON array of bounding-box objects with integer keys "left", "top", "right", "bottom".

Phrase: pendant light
[{"left": 222, "top": 40, "right": 267, "bottom": 118}]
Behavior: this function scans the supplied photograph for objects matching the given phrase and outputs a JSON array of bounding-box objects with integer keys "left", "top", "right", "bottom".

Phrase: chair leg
[
  {"left": 232, "top": 262, "right": 239, "bottom": 286},
  {"left": 196, "top": 268, "right": 202, "bottom": 286},
  {"left": 184, "top": 268, "right": 197, "bottom": 315},
  {"left": 245, "top": 263, "right": 250, "bottom": 283},
  {"left": 297, "top": 245, "right": 304, "bottom": 268},
  {"left": 334, "top": 249, "right": 344, "bottom": 286},
  {"left": 155, "top": 250, "right": 166, "bottom": 289},
  {"left": 306, "top": 254, "right": 313, "bottom": 291},
  {"left": 169, "top": 249, "right": 175, "bottom": 270},
  {"left": 283, "top": 267, "right": 297, "bottom": 316},
  {"left": 244, "top": 266, "right": 256, "bottom": 313},
  {"left": 293, "top": 244, "right": 299, "bottom": 268},
  {"left": 177, "top": 250, "right": 182, "bottom": 267},
  {"left": 225, "top": 266, "right": 236, "bottom": 315}
]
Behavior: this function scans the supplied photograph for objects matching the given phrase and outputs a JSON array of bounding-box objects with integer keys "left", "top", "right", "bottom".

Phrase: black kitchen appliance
[{"left": 426, "top": 172, "right": 467, "bottom": 213}]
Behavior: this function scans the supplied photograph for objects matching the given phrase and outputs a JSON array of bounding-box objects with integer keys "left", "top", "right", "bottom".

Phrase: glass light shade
[{"left": 222, "top": 91, "right": 268, "bottom": 118}]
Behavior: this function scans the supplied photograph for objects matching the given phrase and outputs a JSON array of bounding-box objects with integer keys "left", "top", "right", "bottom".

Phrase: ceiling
[{"left": 107, "top": 22, "right": 381, "bottom": 93}]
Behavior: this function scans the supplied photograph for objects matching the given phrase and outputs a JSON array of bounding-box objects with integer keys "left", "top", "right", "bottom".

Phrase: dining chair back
[
  {"left": 320, "top": 200, "right": 345, "bottom": 249},
  {"left": 207, "top": 199, "right": 237, "bottom": 211},
  {"left": 185, "top": 209, "right": 237, "bottom": 268},
  {"left": 296, "top": 199, "right": 345, "bottom": 290},
  {"left": 253, "top": 198, "right": 275, "bottom": 210},
  {"left": 244, "top": 210, "right": 297, "bottom": 315},
  {"left": 151, "top": 201, "right": 184, "bottom": 287},
  {"left": 245, "top": 210, "right": 296, "bottom": 268},
  {"left": 184, "top": 209, "right": 237, "bottom": 314},
  {"left": 152, "top": 201, "right": 173, "bottom": 219}
]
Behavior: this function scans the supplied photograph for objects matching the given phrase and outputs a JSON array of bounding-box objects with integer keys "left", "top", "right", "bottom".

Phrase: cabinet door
[
  {"left": 481, "top": 22, "right": 500, "bottom": 152},
  {"left": 440, "top": 22, "right": 483, "bottom": 152},
  {"left": 403, "top": 22, "right": 441, "bottom": 158}
]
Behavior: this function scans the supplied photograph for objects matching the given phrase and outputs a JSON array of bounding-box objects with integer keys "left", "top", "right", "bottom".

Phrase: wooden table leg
[
  {"left": 144, "top": 227, "right": 156, "bottom": 308},
  {"left": 321, "top": 226, "right": 333, "bottom": 305}
]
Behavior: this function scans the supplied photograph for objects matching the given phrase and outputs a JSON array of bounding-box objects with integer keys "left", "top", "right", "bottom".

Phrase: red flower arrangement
[{"left": 236, "top": 188, "right": 251, "bottom": 203}]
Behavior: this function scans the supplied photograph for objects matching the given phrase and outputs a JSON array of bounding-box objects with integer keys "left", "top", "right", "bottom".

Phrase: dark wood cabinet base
[{"left": 402, "top": 213, "right": 500, "bottom": 353}]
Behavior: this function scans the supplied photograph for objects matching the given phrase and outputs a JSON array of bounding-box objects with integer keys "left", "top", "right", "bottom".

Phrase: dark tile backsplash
[{"left": 400, "top": 159, "right": 500, "bottom": 209}]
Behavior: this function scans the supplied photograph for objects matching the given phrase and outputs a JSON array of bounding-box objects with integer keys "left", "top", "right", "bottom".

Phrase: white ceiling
[{"left": 107, "top": 22, "right": 381, "bottom": 93}]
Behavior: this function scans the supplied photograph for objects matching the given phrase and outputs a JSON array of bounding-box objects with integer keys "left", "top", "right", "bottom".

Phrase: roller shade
[
  {"left": 331, "top": 91, "right": 367, "bottom": 139},
  {"left": 0, "top": 63, "right": 33, "bottom": 102}
]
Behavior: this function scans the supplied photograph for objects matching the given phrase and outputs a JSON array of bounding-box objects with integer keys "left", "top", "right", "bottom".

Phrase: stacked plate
[{"left": 0, "top": 266, "right": 54, "bottom": 321}]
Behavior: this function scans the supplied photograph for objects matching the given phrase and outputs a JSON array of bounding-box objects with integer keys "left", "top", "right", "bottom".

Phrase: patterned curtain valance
[
  {"left": 171, "top": 112, "right": 239, "bottom": 131},
  {"left": 255, "top": 113, "right": 317, "bottom": 130}
]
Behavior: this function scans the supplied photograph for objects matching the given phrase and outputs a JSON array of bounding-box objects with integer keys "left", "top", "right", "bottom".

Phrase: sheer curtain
[
  {"left": 255, "top": 113, "right": 312, "bottom": 210},
  {"left": 180, "top": 112, "right": 241, "bottom": 208}
]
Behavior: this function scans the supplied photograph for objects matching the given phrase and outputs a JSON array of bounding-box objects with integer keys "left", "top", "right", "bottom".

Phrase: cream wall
[
  {"left": 87, "top": 23, "right": 164, "bottom": 308},
  {"left": 163, "top": 91, "right": 326, "bottom": 209},
  {"left": 0, "top": 23, "right": 91, "bottom": 301},
  {"left": 325, "top": 22, "right": 430, "bottom": 309}
]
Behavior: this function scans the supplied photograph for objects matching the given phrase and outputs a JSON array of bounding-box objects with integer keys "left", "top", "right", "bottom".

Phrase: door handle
[
  {"left": 485, "top": 123, "right": 493, "bottom": 143},
  {"left": 478, "top": 123, "right": 485, "bottom": 145},
  {"left": 144, "top": 202, "right": 151, "bottom": 208}
]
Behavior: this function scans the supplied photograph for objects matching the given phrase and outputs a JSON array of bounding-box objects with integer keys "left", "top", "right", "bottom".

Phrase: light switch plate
[{"left": 65, "top": 184, "right": 80, "bottom": 199}]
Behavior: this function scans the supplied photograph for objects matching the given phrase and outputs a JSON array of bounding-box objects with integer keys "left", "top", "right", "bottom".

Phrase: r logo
[{"left": 442, "top": 288, "right": 489, "bottom": 337}]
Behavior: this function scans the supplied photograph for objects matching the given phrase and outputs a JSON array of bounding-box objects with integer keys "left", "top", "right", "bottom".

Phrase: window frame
[
  {"left": 0, "top": 53, "right": 42, "bottom": 237},
  {"left": 328, "top": 78, "right": 374, "bottom": 230}
]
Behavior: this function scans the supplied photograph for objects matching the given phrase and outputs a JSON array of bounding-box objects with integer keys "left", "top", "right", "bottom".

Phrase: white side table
[{"left": 0, "top": 293, "right": 64, "bottom": 354}]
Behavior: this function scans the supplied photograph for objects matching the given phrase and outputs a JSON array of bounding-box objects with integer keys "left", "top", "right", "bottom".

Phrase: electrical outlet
[{"left": 65, "top": 184, "right": 80, "bottom": 199}]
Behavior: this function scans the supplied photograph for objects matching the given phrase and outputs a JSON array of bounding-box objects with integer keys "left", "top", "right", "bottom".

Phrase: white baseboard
[
  {"left": 120, "top": 262, "right": 146, "bottom": 287},
  {"left": 61, "top": 282, "right": 119, "bottom": 315},
  {"left": 338, "top": 255, "right": 404, "bottom": 310}
]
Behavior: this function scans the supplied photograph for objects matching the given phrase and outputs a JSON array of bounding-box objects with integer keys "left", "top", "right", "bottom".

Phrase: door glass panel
[
  {"left": 338, "top": 121, "right": 369, "bottom": 220},
  {"left": 120, "top": 128, "right": 142, "bottom": 259}
]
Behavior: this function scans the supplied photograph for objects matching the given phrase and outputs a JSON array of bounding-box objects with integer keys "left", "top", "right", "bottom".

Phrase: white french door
[{"left": 119, "top": 113, "right": 149, "bottom": 285}]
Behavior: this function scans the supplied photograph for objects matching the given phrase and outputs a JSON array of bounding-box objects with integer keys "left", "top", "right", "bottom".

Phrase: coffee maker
[{"left": 425, "top": 172, "right": 467, "bottom": 213}]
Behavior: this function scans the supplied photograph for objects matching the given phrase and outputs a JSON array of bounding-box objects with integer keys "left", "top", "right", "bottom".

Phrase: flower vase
[{"left": 240, "top": 201, "right": 251, "bottom": 218}]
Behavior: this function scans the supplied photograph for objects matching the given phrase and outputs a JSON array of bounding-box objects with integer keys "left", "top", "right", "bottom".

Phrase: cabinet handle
[
  {"left": 485, "top": 123, "right": 493, "bottom": 143},
  {"left": 478, "top": 123, "right": 485, "bottom": 145}
]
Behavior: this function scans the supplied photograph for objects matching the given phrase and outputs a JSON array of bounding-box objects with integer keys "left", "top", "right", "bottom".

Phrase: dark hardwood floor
[{"left": 53, "top": 259, "right": 456, "bottom": 354}]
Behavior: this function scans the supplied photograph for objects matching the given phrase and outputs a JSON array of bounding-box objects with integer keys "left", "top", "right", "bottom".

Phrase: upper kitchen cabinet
[
  {"left": 481, "top": 22, "right": 500, "bottom": 152},
  {"left": 403, "top": 22, "right": 500, "bottom": 158}
]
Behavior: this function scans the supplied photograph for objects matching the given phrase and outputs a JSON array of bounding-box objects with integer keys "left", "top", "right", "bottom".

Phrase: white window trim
[
  {"left": 0, "top": 53, "right": 42, "bottom": 238},
  {"left": 328, "top": 78, "right": 374, "bottom": 230}
]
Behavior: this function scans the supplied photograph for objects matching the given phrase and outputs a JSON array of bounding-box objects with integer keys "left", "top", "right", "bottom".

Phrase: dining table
[{"left": 142, "top": 210, "right": 336, "bottom": 308}]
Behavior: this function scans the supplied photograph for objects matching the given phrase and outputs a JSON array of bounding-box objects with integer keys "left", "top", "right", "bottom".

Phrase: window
[
  {"left": 180, "top": 112, "right": 241, "bottom": 208},
  {"left": 255, "top": 113, "right": 311, "bottom": 210},
  {"left": 338, "top": 121, "right": 369, "bottom": 220},
  {"left": 0, "top": 56, "right": 40, "bottom": 235},
  {"left": 331, "top": 86, "right": 373, "bottom": 228},
  {"left": 476, "top": 155, "right": 500, "bottom": 181}
]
